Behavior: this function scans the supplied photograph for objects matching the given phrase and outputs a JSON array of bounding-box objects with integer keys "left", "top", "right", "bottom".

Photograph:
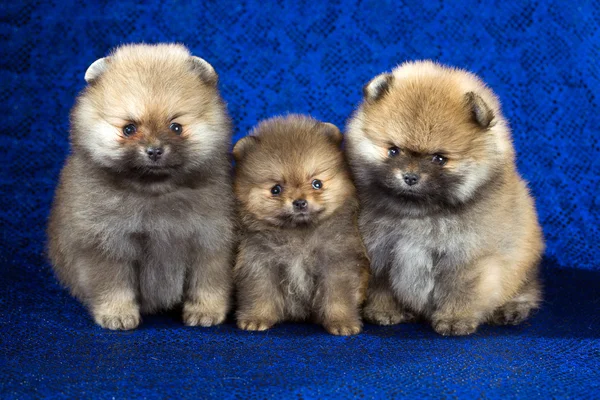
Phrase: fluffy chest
[
  {"left": 260, "top": 230, "right": 324, "bottom": 316},
  {"left": 272, "top": 233, "right": 319, "bottom": 287},
  {"left": 365, "top": 214, "right": 480, "bottom": 313},
  {"left": 364, "top": 213, "right": 479, "bottom": 264},
  {"left": 281, "top": 253, "right": 315, "bottom": 301},
  {"left": 398, "top": 215, "right": 477, "bottom": 255},
  {"left": 86, "top": 189, "right": 203, "bottom": 236},
  {"left": 74, "top": 187, "right": 212, "bottom": 263}
]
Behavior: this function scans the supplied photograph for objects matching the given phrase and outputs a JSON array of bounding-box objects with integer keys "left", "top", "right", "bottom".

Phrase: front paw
[
  {"left": 490, "top": 301, "right": 535, "bottom": 326},
  {"left": 432, "top": 318, "right": 479, "bottom": 336},
  {"left": 183, "top": 302, "right": 226, "bottom": 327},
  {"left": 323, "top": 319, "right": 362, "bottom": 336},
  {"left": 237, "top": 319, "right": 276, "bottom": 331},
  {"left": 363, "top": 307, "right": 414, "bottom": 326},
  {"left": 93, "top": 307, "right": 141, "bottom": 331}
]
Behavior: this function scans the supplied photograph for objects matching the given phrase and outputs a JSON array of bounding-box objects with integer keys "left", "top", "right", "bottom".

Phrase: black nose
[
  {"left": 403, "top": 173, "right": 419, "bottom": 186},
  {"left": 293, "top": 199, "right": 308, "bottom": 211},
  {"left": 146, "top": 147, "right": 164, "bottom": 162}
]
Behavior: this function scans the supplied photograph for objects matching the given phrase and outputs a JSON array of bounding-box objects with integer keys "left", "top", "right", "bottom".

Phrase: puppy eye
[
  {"left": 270, "top": 184, "right": 282, "bottom": 196},
  {"left": 312, "top": 179, "right": 323, "bottom": 190},
  {"left": 432, "top": 154, "right": 447, "bottom": 166},
  {"left": 170, "top": 123, "right": 183, "bottom": 135},
  {"left": 388, "top": 146, "right": 401, "bottom": 157},
  {"left": 123, "top": 124, "right": 137, "bottom": 137}
]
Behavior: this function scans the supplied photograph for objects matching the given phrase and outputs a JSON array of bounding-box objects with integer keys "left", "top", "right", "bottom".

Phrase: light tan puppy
[
  {"left": 345, "top": 61, "right": 544, "bottom": 335},
  {"left": 48, "top": 44, "right": 235, "bottom": 330}
]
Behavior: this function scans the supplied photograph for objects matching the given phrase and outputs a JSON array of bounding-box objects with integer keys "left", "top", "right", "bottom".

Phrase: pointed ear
[
  {"left": 363, "top": 73, "right": 394, "bottom": 102},
  {"left": 84, "top": 57, "right": 110, "bottom": 83},
  {"left": 232, "top": 136, "right": 259, "bottom": 162},
  {"left": 465, "top": 92, "right": 495, "bottom": 129},
  {"left": 189, "top": 56, "right": 218, "bottom": 86},
  {"left": 319, "top": 122, "right": 343, "bottom": 146}
]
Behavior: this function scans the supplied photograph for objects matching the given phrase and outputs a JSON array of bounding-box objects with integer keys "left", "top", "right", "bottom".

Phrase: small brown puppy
[
  {"left": 48, "top": 44, "right": 235, "bottom": 330},
  {"left": 346, "top": 61, "right": 544, "bottom": 335},
  {"left": 233, "top": 115, "right": 369, "bottom": 336}
]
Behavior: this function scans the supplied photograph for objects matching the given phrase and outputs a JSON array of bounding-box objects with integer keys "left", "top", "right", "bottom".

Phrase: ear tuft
[
  {"left": 319, "top": 122, "right": 343, "bottom": 145},
  {"left": 465, "top": 92, "right": 495, "bottom": 129},
  {"left": 363, "top": 73, "right": 394, "bottom": 102},
  {"left": 232, "top": 136, "right": 259, "bottom": 162},
  {"left": 84, "top": 57, "right": 110, "bottom": 83},
  {"left": 189, "top": 56, "right": 218, "bottom": 86}
]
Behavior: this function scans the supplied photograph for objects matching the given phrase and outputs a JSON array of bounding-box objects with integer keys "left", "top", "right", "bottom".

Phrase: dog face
[
  {"left": 234, "top": 115, "right": 354, "bottom": 228},
  {"left": 347, "top": 61, "right": 512, "bottom": 207},
  {"left": 71, "top": 44, "right": 229, "bottom": 179}
]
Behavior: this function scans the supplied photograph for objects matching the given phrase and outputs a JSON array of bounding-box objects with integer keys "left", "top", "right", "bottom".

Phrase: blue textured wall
[{"left": 1, "top": 1, "right": 598, "bottom": 398}]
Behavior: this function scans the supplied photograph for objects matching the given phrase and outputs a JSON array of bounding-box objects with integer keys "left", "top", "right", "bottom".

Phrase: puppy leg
[
  {"left": 431, "top": 303, "right": 483, "bottom": 336},
  {"left": 431, "top": 255, "right": 510, "bottom": 336},
  {"left": 78, "top": 255, "right": 140, "bottom": 330},
  {"left": 93, "top": 290, "right": 140, "bottom": 331},
  {"left": 431, "top": 300, "right": 481, "bottom": 336},
  {"left": 235, "top": 256, "right": 284, "bottom": 331},
  {"left": 363, "top": 274, "right": 414, "bottom": 326},
  {"left": 236, "top": 290, "right": 282, "bottom": 332},
  {"left": 489, "top": 276, "right": 541, "bottom": 325},
  {"left": 316, "top": 268, "right": 364, "bottom": 336},
  {"left": 184, "top": 248, "right": 233, "bottom": 327}
]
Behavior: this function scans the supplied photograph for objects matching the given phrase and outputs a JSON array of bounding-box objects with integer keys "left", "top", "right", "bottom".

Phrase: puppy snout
[
  {"left": 403, "top": 173, "right": 420, "bottom": 186},
  {"left": 293, "top": 199, "right": 308, "bottom": 211},
  {"left": 146, "top": 146, "right": 164, "bottom": 162}
]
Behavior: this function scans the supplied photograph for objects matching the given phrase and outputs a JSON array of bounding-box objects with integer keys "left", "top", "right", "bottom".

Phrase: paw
[
  {"left": 183, "top": 302, "right": 226, "bottom": 327},
  {"left": 237, "top": 319, "right": 275, "bottom": 331},
  {"left": 490, "top": 302, "right": 535, "bottom": 326},
  {"left": 363, "top": 308, "right": 414, "bottom": 326},
  {"left": 93, "top": 298, "right": 140, "bottom": 330},
  {"left": 433, "top": 318, "right": 479, "bottom": 336},
  {"left": 94, "top": 310, "right": 140, "bottom": 331},
  {"left": 324, "top": 320, "right": 362, "bottom": 336}
]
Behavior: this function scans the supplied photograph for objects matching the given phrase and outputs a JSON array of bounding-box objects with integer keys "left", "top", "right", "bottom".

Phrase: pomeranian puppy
[
  {"left": 232, "top": 115, "right": 369, "bottom": 336},
  {"left": 47, "top": 44, "right": 235, "bottom": 330},
  {"left": 345, "top": 61, "right": 544, "bottom": 335}
]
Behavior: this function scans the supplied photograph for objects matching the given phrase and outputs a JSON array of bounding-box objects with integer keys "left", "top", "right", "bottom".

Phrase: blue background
[{"left": 0, "top": 0, "right": 598, "bottom": 398}]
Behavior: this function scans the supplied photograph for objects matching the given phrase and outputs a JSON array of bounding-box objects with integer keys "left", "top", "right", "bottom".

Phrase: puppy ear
[
  {"left": 319, "top": 122, "right": 343, "bottom": 145},
  {"left": 233, "top": 136, "right": 259, "bottom": 162},
  {"left": 84, "top": 57, "right": 110, "bottom": 83},
  {"left": 363, "top": 73, "right": 394, "bottom": 102},
  {"left": 189, "top": 56, "right": 218, "bottom": 86},
  {"left": 465, "top": 92, "right": 495, "bottom": 129}
]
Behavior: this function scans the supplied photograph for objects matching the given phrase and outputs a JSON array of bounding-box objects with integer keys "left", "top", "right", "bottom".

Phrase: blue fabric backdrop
[{"left": 0, "top": 0, "right": 598, "bottom": 398}]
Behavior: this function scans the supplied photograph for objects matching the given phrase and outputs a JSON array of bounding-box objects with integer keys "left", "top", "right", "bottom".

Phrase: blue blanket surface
[{"left": 1, "top": 1, "right": 598, "bottom": 398}]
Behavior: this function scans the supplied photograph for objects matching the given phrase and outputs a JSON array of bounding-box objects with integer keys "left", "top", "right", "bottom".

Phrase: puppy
[
  {"left": 232, "top": 115, "right": 369, "bottom": 336},
  {"left": 345, "top": 61, "right": 544, "bottom": 335},
  {"left": 47, "top": 44, "right": 235, "bottom": 330}
]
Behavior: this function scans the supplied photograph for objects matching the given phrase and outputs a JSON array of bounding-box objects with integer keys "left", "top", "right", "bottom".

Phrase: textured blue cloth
[{"left": 1, "top": 0, "right": 598, "bottom": 398}]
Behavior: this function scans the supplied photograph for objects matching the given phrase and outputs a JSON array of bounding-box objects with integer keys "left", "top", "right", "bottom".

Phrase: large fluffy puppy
[
  {"left": 346, "top": 61, "right": 544, "bottom": 335},
  {"left": 233, "top": 115, "right": 369, "bottom": 335},
  {"left": 48, "top": 44, "right": 235, "bottom": 330}
]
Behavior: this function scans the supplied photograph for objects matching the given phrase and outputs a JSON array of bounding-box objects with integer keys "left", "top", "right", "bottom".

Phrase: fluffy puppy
[
  {"left": 346, "top": 61, "right": 544, "bottom": 335},
  {"left": 233, "top": 115, "right": 369, "bottom": 336},
  {"left": 47, "top": 44, "right": 235, "bottom": 330}
]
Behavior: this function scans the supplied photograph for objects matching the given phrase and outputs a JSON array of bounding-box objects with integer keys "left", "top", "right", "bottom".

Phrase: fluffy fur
[
  {"left": 233, "top": 115, "right": 369, "bottom": 336},
  {"left": 346, "top": 61, "right": 544, "bottom": 335},
  {"left": 47, "top": 44, "right": 235, "bottom": 330}
]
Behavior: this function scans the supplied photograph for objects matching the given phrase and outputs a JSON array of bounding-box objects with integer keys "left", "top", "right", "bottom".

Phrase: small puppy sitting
[
  {"left": 233, "top": 115, "right": 369, "bottom": 336},
  {"left": 48, "top": 44, "right": 235, "bottom": 330},
  {"left": 346, "top": 61, "right": 544, "bottom": 335}
]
